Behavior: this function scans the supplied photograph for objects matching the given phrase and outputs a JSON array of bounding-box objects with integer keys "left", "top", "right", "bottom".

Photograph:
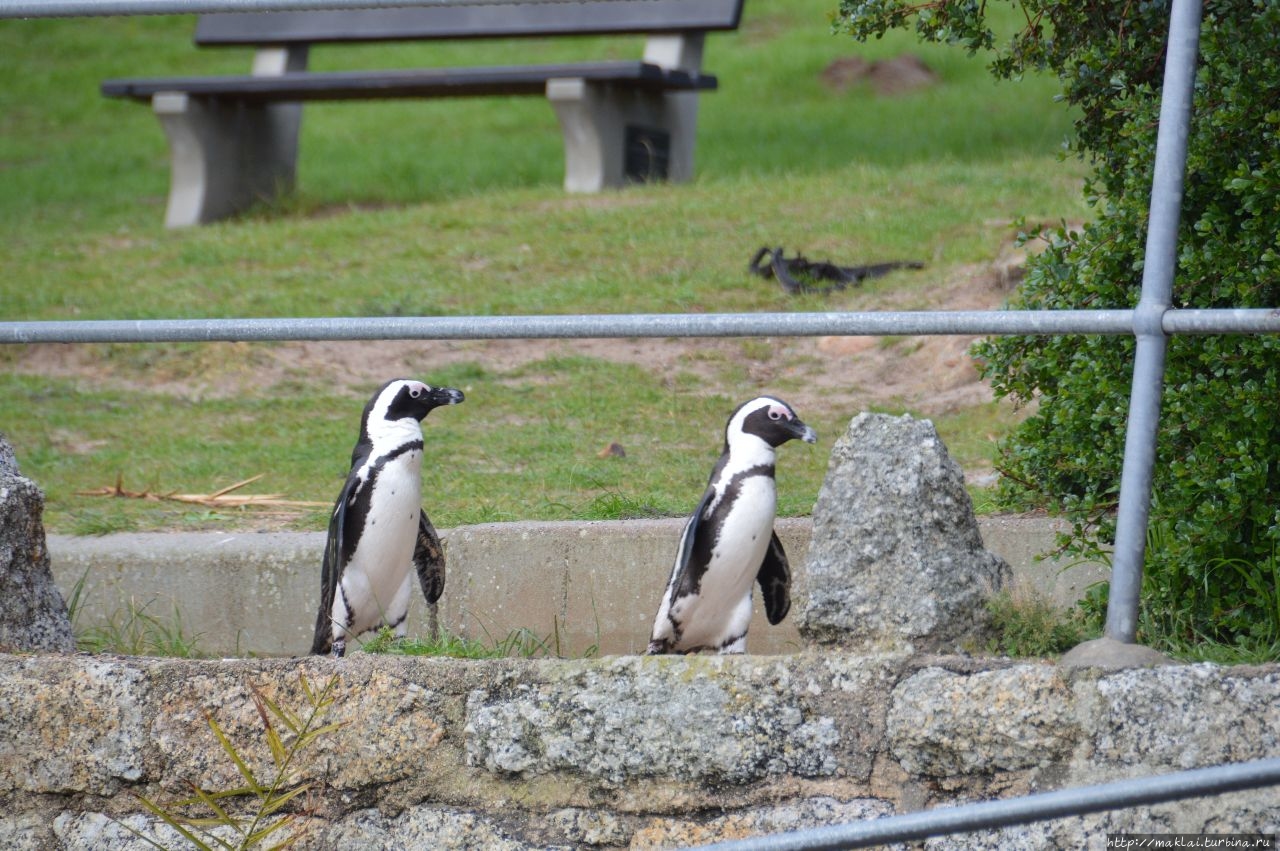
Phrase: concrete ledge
[{"left": 50, "top": 515, "right": 1105, "bottom": 658}]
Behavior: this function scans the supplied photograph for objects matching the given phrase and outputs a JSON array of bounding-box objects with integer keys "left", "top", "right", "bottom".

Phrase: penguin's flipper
[
  {"left": 414, "top": 510, "right": 446, "bottom": 641},
  {"left": 756, "top": 530, "right": 792, "bottom": 626},
  {"left": 413, "top": 510, "right": 446, "bottom": 605},
  {"left": 310, "top": 482, "right": 351, "bottom": 655},
  {"left": 671, "top": 486, "right": 718, "bottom": 600}
]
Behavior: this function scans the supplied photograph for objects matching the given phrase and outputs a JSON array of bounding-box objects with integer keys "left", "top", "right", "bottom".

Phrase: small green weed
[
  {"left": 64, "top": 568, "right": 90, "bottom": 627},
  {"left": 121, "top": 673, "right": 342, "bottom": 850},
  {"left": 489, "top": 623, "right": 599, "bottom": 659},
  {"left": 1171, "top": 639, "right": 1280, "bottom": 666}
]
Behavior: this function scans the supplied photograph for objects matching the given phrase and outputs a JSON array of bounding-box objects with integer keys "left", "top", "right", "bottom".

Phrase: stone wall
[{"left": 1, "top": 651, "right": 1277, "bottom": 849}]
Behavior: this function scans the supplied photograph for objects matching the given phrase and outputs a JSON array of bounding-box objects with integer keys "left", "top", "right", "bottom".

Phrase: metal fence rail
[
  {"left": 2, "top": 308, "right": 1278, "bottom": 344},
  {"left": 693, "top": 757, "right": 1280, "bottom": 851}
]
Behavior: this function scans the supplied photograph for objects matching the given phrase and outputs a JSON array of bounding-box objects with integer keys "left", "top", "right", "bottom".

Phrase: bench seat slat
[
  {"left": 101, "top": 61, "right": 716, "bottom": 103},
  {"left": 194, "top": 0, "right": 744, "bottom": 45}
]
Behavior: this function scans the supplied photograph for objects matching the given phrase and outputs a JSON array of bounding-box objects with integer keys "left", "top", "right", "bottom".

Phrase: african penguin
[
  {"left": 311, "top": 378, "right": 464, "bottom": 657},
  {"left": 646, "top": 396, "right": 817, "bottom": 655}
]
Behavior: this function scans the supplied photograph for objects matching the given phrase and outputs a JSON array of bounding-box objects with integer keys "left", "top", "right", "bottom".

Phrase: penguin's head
[
  {"left": 360, "top": 378, "right": 465, "bottom": 442},
  {"left": 725, "top": 396, "right": 817, "bottom": 451}
]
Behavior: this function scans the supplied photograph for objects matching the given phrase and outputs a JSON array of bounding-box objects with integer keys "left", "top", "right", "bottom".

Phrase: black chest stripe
[
  {"left": 341, "top": 440, "right": 424, "bottom": 564},
  {"left": 679, "top": 462, "right": 775, "bottom": 598}
]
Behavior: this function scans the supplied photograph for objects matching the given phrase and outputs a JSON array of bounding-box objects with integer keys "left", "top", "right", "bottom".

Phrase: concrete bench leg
[
  {"left": 152, "top": 92, "right": 301, "bottom": 228},
  {"left": 546, "top": 78, "right": 699, "bottom": 193}
]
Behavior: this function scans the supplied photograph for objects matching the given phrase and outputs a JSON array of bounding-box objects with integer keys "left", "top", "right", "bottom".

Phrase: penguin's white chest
[
  {"left": 708, "top": 475, "right": 776, "bottom": 586},
  {"left": 676, "top": 474, "right": 776, "bottom": 647},
  {"left": 343, "top": 449, "right": 423, "bottom": 629}
]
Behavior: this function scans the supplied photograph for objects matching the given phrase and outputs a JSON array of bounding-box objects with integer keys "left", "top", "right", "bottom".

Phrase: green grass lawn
[{"left": 0, "top": 0, "right": 1089, "bottom": 535}]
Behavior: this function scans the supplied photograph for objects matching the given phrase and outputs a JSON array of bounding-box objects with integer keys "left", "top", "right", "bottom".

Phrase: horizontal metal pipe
[
  {"left": 3, "top": 308, "right": 1280, "bottom": 345},
  {"left": 0, "top": 310, "right": 1140, "bottom": 344},
  {"left": 3, "top": 0, "right": 561, "bottom": 20},
  {"left": 1, "top": 308, "right": 1275, "bottom": 347},
  {"left": 1163, "top": 308, "right": 1280, "bottom": 334},
  {"left": 693, "top": 757, "right": 1280, "bottom": 851}
]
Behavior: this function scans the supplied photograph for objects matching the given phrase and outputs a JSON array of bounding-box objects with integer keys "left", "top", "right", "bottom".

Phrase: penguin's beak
[
  {"left": 791, "top": 419, "right": 818, "bottom": 444},
  {"left": 429, "top": 386, "right": 465, "bottom": 408}
]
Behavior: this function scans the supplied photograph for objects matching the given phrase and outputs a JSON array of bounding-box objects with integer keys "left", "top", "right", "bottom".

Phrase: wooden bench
[{"left": 101, "top": 0, "right": 743, "bottom": 228}]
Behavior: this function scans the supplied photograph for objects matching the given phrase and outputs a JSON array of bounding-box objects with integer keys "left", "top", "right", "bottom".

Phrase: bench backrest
[{"left": 195, "top": 0, "right": 744, "bottom": 46}]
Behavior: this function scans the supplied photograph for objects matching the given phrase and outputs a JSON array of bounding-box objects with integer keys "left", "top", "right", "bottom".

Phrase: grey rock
[
  {"left": 812, "top": 653, "right": 910, "bottom": 781},
  {"left": 0, "top": 655, "right": 148, "bottom": 795},
  {"left": 545, "top": 808, "right": 629, "bottom": 847},
  {"left": 798, "top": 413, "right": 1011, "bottom": 652},
  {"left": 888, "top": 665, "right": 1079, "bottom": 776},
  {"left": 464, "top": 655, "right": 839, "bottom": 785},
  {"left": 1081, "top": 664, "right": 1280, "bottom": 771},
  {"left": 53, "top": 813, "right": 240, "bottom": 851},
  {"left": 1199, "top": 794, "right": 1280, "bottom": 836},
  {"left": 922, "top": 812, "right": 1117, "bottom": 851},
  {"left": 0, "top": 436, "right": 17, "bottom": 476},
  {"left": 0, "top": 434, "right": 75, "bottom": 653},
  {"left": 631, "top": 796, "right": 903, "bottom": 849},
  {"left": 0, "top": 812, "right": 55, "bottom": 851},
  {"left": 314, "top": 805, "right": 543, "bottom": 850}
]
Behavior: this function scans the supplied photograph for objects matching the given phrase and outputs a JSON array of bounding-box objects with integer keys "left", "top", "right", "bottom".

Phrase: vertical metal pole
[{"left": 1104, "top": 0, "right": 1203, "bottom": 642}]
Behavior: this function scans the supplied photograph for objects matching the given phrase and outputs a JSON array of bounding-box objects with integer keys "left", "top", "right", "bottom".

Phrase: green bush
[{"left": 835, "top": 0, "right": 1280, "bottom": 653}]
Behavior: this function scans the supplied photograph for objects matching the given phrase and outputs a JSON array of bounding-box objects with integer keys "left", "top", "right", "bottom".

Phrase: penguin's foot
[{"left": 645, "top": 639, "right": 672, "bottom": 655}]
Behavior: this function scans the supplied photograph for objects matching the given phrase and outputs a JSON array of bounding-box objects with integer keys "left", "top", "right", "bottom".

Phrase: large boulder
[
  {"left": 0, "top": 433, "right": 75, "bottom": 653},
  {"left": 797, "top": 412, "right": 1010, "bottom": 652}
]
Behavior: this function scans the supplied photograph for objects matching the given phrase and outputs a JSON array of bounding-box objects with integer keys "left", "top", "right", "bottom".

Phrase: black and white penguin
[
  {"left": 311, "top": 378, "right": 464, "bottom": 657},
  {"left": 646, "top": 396, "right": 817, "bottom": 655}
]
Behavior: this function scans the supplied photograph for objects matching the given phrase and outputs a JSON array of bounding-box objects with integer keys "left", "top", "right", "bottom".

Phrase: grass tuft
[
  {"left": 360, "top": 621, "right": 599, "bottom": 659},
  {"left": 985, "top": 589, "right": 1097, "bottom": 658},
  {"left": 72, "top": 593, "right": 206, "bottom": 658}
]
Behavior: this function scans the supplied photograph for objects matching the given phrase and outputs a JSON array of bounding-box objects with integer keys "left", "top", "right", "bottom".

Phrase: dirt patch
[
  {"left": 820, "top": 54, "right": 940, "bottom": 97},
  {"left": 7, "top": 241, "right": 1032, "bottom": 419}
]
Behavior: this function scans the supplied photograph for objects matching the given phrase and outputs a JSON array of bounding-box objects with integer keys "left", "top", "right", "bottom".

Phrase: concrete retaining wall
[{"left": 50, "top": 515, "right": 1105, "bottom": 658}]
